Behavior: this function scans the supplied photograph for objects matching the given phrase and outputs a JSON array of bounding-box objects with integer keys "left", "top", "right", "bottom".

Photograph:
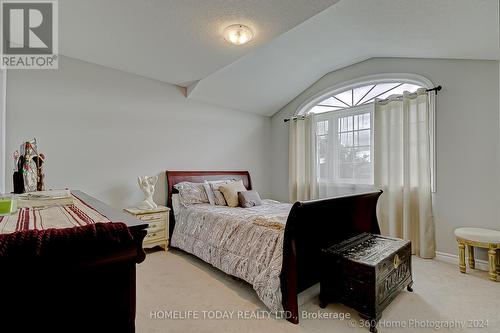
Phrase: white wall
[
  {"left": 5, "top": 56, "right": 272, "bottom": 208},
  {"left": 0, "top": 70, "right": 5, "bottom": 193},
  {"left": 271, "top": 58, "right": 500, "bottom": 256}
]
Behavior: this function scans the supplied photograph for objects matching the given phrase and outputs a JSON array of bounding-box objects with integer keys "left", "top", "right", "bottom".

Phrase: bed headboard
[{"left": 165, "top": 170, "right": 252, "bottom": 237}]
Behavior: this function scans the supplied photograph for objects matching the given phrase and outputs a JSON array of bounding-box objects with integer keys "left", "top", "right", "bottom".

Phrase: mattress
[{"left": 170, "top": 199, "right": 292, "bottom": 312}]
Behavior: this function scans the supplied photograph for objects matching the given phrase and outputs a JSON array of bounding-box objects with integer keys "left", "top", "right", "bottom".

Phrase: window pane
[
  {"left": 339, "top": 148, "right": 352, "bottom": 164},
  {"left": 309, "top": 105, "right": 340, "bottom": 114},
  {"left": 339, "top": 163, "right": 354, "bottom": 179},
  {"left": 354, "top": 147, "right": 371, "bottom": 163},
  {"left": 316, "top": 120, "right": 328, "bottom": 135},
  {"left": 339, "top": 132, "right": 353, "bottom": 147},
  {"left": 318, "top": 136, "right": 328, "bottom": 162},
  {"left": 390, "top": 83, "right": 422, "bottom": 95},
  {"left": 317, "top": 134, "right": 328, "bottom": 179},
  {"left": 318, "top": 97, "right": 347, "bottom": 108},
  {"left": 334, "top": 90, "right": 353, "bottom": 107},
  {"left": 359, "top": 113, "right": 370, "bottom": 129},
  {"left": 358, "top": 129, "right": 370, "bottom": 146},
  {"left": 339, "top": 117, "right": 348, "bottom": 132},
  {"left": 353, "top": 85, "right": 375, "bottom": 105},
  {"left": 347, "top": 116, "right": 353, "bottom": 131},
  {"left": 358, "top": 83, "right": 400, "bottom": 104}
]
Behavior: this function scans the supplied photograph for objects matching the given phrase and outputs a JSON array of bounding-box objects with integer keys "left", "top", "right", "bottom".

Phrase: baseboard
[{"left": 435, "top": 251, "right": 489, "bottom": 271}]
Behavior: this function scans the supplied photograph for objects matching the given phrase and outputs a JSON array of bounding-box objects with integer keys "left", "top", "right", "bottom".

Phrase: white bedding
[{"left": 170, "top": 199, "right": 293, "bottom": 312}]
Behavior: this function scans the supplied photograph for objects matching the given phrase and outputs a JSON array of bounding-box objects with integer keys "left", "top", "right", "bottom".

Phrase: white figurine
[{"left": 137, "top": 175, "right": 158, "bottom": 210}]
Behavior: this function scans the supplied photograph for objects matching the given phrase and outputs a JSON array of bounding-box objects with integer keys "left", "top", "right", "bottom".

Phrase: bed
[{"left": 166, "top": 170, "right": 382, "bottom": 324}]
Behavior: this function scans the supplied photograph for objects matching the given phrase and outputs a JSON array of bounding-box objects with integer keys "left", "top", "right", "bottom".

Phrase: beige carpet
[{"left": 137, "top": 249, "right": 499, "bottom": 333}]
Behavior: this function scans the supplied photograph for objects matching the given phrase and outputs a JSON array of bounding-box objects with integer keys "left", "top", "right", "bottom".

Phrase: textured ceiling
[
  {"left": 188, "top": 0, "right": 500, "bottom": 115},
  {"left": 59, "top": 0, "right": 338, "bottom": 86},
  {"left": 59, "top": 0, "right": 499, "bottom": 117}
]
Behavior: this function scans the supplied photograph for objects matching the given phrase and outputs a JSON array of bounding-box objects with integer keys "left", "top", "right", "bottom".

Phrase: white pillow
[
  {"left": 203, "top": 181, "right": 216, "bottom": 205},
  {"left": 174, "top": 181, "right": 209, "bottom": 205},
  {"left": 172, "top": 193, "right": 181, "bottom": 221}
]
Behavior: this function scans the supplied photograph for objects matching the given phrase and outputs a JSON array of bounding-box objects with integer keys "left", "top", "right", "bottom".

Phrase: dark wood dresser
[{"left": 320, "top": 233, "right": 413, "bottom": 333}]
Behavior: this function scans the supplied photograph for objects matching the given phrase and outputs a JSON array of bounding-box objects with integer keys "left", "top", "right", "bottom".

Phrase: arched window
[
  {"left": 296, "top": 74, "right": 435, "bottom": 192},
  {"left": 308, "top": 82, "right": 424, "bottom": 114}
]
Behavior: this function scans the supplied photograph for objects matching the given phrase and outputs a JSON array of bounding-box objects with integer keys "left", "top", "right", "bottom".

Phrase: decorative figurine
[
  {"left": 13, "top": 139, "right": 46, "bottom": 194},
  {"left": 22, "top": 141, "right": 38, "bottom": 193},
  {"left": 137, "top": 176, "right": 158, "bottom": 210}
]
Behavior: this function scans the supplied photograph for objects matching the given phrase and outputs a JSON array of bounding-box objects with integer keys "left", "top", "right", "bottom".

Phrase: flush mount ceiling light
[{"left": 223, "top": 24, "right": 253, "bottom": 45}]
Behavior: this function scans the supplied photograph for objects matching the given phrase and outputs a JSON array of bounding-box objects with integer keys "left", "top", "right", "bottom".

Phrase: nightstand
[{"left": 124, "top": 205, "right": 169, "bottom": 252}]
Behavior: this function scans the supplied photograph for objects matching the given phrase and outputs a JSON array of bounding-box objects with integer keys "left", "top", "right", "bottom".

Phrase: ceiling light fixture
[{"left": 223, "top": 24, "right": 253, "bottom": 45}]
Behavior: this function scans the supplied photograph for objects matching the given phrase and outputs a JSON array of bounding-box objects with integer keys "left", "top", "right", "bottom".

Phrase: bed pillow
[
  {"left": 219, "top": 180, "right": 247, "bottom": 207},
  {"left": 238, "top": 190, "right": 262, "bottom": 208},
  {"left": 208, "top": 179, "right": 235, "bottom": 206},
  {"left": 174, "top": 181, "right": 209, "bottom": 205},
  {"left": 203, "top": 182, "right": 216, "bottom": 205}
]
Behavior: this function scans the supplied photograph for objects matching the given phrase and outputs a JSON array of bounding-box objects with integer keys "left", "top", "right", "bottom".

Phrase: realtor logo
[{"left": 1, "top": 0, "right": 58, "bottom": 69}]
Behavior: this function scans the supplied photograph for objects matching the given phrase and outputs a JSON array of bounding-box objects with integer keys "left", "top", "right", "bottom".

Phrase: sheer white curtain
[
  {"left": 374, "top": 88, "right": 435, "bottom": 258},
  {"left": 316, "top": 105, "right": 376, "bottom": 198},
  {"left": 288, "top": 116, "right": 317, "bottom": 202}
]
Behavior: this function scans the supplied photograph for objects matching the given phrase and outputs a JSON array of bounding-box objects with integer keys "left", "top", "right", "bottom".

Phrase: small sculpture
[
  {"left": 137, "top": 176, "right": 158, "bottom": 210},
  {"left": 22, "top": 140, "right": 39, "bottom": 193}
]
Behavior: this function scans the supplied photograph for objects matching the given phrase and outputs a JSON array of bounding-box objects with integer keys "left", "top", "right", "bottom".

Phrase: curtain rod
[{"left": 283, "top": 85, "right": 442, "bottom": 123}]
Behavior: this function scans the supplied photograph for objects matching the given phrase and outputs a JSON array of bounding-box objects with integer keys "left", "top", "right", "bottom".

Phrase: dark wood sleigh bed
[{"left": 166, "top": 170, "right": 382, "bottom": 324}]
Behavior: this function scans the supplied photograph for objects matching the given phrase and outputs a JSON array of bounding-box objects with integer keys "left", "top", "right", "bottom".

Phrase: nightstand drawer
[
  {"left": 144, "top": 229, "right": 165, "bottom": 242},
  {"left": 123, "top": 205, "right": 170, "bottom": 252},
  {"left": 146, "top": 220, "right": 166, "bottom": 233},
  {"left": 138, "top": 213, "right": 166, "bottom": 222}
]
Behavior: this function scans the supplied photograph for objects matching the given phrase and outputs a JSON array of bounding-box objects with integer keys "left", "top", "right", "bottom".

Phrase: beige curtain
[
  {"left": 374, "top": 88, "right": 435, "bottom": 258},
  {"left": 288, "top": 116, "right": 317, "bottom": 202}
]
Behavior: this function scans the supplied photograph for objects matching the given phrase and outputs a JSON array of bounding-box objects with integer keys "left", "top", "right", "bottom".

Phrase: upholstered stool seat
[{"left": 454, "top": 227, "right": 500, "bottom": 281}]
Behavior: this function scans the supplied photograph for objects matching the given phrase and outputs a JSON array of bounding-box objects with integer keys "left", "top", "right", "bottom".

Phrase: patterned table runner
[{"left": 0, "top": 195, "right": 110, "bottom": 234}]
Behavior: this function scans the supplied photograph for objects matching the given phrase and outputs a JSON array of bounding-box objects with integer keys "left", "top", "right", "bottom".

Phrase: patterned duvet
[{"left": 171, "top": 200, "right": 293, "bottom": 312}]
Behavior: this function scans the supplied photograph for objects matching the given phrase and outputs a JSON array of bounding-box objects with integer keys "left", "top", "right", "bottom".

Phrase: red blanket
[{"left": 0, "top": 222, "right": 133, "bottom": 260}]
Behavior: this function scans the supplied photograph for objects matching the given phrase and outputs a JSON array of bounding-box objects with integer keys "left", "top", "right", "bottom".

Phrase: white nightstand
[{"left": 124, "top": 205, "right": 169, "bottom": 252}]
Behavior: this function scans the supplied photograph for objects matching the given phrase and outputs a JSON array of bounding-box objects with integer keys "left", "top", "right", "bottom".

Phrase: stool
[{"left": 454, "top": 227, "right": 500, "bottom": 281}]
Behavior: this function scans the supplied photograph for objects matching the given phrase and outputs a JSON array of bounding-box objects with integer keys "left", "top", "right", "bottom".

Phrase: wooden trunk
[{"left": 320, "top": 233, "right": 413, "bottom": 332}]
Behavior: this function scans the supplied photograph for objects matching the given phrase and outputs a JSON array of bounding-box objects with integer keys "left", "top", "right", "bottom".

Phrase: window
[
  {"left": 309, "top": 82, "right": 423, "bottom": 114},
  {"left": 307, "top": 80, "right": 427, "bottom": 189},
  {"left": 315, "top": 104, "right": 374, "bottom": 185}
]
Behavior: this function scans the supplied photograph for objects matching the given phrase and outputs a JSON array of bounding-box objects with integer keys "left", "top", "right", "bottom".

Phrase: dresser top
[
  {"left": 124, "top": 205, "right": 169, "bottom": 215},
  {"left": 323, "top": 233, "right": 409, "bottom": 266}
]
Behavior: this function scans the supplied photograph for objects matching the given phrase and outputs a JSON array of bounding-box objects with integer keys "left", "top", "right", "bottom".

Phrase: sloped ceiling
[
  {"left": 59, "top": 0, "right": 499, "bottom": 116},
  {"left": 59, "top": 0, "right": 338, "bottom": 86},
  {"left": 188, "top": 0, "right": 500, "bottom": 115}
]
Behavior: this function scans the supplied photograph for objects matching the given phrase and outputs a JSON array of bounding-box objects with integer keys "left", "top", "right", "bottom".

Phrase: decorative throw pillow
[
  {"left": 213, "top": 191, "right": 227, "bottom": 206},
  {"left": 219, "top": 180, "right": 247, "bottom": 208},
  {"left": 238, "top": 190, "right": 262, "bottom": 208},
  {"left": 174, "top": 182, "right": 209, "bottom": 205},
  {"left": 208, "top": 180, "right": 235, "bottom": 206}
]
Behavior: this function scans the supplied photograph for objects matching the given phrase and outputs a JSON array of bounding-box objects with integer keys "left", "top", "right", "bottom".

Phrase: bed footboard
[{"left": 280, "top": 191, "right": 382, "bottom": 324}]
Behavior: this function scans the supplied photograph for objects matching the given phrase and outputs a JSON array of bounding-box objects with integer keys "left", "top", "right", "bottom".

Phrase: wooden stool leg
[
  {"left": 488, "top": 248, "right": 497, "bottom": 281},
  {"left": 496, "top": 250, "right": 500, "bottom": 275},
  {"left": 467, "top": 245, "right": 475, "bottom": 269},
  {"left": 458, "top": 242, "right": 466, "bottom": 273}
]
